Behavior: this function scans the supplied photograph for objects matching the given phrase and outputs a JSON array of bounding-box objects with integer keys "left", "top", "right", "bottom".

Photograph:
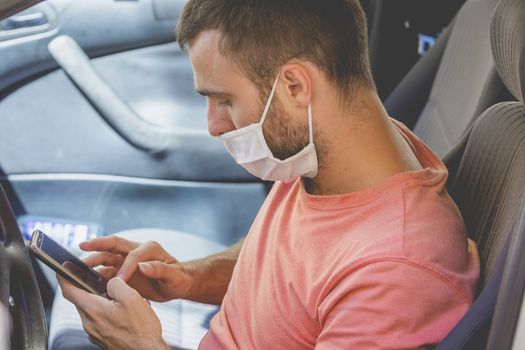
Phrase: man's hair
[{"left": 176, "top": 0, "right": 375, "bottom": 100}]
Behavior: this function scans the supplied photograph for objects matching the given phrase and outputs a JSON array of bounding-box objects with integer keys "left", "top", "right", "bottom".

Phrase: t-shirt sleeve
[{"left": 315, "top": 260, "right": 471, "bottom": 350}]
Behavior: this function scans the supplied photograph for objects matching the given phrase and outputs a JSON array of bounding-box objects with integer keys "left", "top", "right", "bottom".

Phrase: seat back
[
  {"left": 485, "top": 0, "right": 525, "bottom": 347},
  {"left": 437, "top": 102, "right": 525, "bottom": 350},
  {"left": 436, "top": 0, "right": 525, "bottom": 348},
  {"left": 450, "top": 104, "right": 525, "bottom": 284},
  {"left": 385, "top": 0, "right": 508, "bottom": 158},
  {"left": 367, "top": 0, "right": 465, "bottom": 100}
]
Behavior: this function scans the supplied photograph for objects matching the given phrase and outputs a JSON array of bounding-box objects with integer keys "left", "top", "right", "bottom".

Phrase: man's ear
[{"left": 279, "top": 63, "right": 312, "bottom": 108}]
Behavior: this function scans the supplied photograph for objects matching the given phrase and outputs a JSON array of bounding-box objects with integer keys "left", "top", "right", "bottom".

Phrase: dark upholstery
[
  {"left": 366, "top": 0, "right": 464, "bottom": 100},
  {"left": 385, "top": 0, "right": 508, "bottom": 158},
  {"left": 383, "top": 20, "right": 453, "bottom": 131}
]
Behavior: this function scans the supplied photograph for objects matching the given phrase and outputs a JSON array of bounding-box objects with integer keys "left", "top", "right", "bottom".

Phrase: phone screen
[{"left": 32, "top": 230, "right": 108, "bottom": 297}]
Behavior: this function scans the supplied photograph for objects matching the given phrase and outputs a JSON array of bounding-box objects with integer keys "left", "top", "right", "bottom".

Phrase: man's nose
[{"left": 207, "top": 104, "right": 234, "bottom": 137}]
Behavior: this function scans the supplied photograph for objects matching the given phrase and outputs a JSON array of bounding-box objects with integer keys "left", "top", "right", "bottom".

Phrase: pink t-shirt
[{"left": 200, "top": 120, "right": 480, "bottom": 349}]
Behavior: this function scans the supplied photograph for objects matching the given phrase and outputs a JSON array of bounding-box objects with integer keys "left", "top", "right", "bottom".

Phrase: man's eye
[{"left": 218, "top": 100, "right": 232, "bottom": 107}]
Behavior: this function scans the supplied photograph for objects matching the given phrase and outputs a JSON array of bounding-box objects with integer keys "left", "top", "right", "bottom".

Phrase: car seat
[{"left": 436, "top": 0, "right": 525, "bottom": 348}]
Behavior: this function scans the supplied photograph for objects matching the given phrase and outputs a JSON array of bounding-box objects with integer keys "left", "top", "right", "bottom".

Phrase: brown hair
[{"left": 176, "top": 0, "right": 375, "bottom": 100}]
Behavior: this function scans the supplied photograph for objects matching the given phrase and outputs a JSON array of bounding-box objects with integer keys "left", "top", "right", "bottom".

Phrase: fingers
[
  {"left": 106, "top": 277, "right": 140, "bottom": 304},
  {"left": 83, "top": 252, "right": 123, "bottom": 268},
  {"left": 95, "top": 266, "right": 117, "bottom": 281},
  {"left": 80, "top": 236, "right": 139, "bottom": 255},
  {"left": 138, "top": 261, "right": 179, "bottom": 281},
  {"left": 117, "top": 241, "right": 173, "bottom": 281},
  {"left": 56, "top": 274, "right": 104, "bottom": 311}
]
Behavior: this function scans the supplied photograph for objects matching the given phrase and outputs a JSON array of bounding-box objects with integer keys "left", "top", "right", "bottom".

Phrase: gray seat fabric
[
  {"left": 483, "top": 0, "right": 525, "bottom": 347},
  {"left": 412, "top": 0, "right": 502, "bottom": 157},
  {"left": 451, "top": 102, "right": 525, "bottom": 282},
  {"left": 489, "top": 0, "right": 525, "bottom": 105},
  {"left": 451, "top": 0, "right": 525, "bottom": 286},
  {"left": 386, "top": 0, "right": 509, "bottom": 158},
  {"left": 49, "top": 229, "right": 227, "bottom": 350},
  {"left": 437, "top": 0, "right": 525, "bottom": 347}
]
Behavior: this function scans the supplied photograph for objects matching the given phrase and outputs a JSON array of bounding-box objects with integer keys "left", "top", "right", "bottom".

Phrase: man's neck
[{"left": 305, "top": 90, "right": 423, "bottom": 196}]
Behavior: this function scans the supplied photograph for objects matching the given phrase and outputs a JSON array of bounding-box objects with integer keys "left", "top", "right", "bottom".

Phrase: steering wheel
[{"left": 0, "top": 184, "right": 47, "bottom": 349}]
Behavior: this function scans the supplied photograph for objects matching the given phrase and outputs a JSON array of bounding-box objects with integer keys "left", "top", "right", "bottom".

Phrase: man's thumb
[{"left": 107, "top": 277, "right": 136, "bottom": 302}]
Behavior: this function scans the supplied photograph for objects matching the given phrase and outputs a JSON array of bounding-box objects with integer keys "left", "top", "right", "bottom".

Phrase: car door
[{"left": 0, "top": 0, "right": 267, "bottom": 251}]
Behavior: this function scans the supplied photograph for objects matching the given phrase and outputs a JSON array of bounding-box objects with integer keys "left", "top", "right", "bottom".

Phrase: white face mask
[{"left": 219, "top": 74, "right": 318, "bottom": 183}]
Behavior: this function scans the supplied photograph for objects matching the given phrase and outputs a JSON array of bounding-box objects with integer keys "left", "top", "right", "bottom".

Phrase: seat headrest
[{"left": 490, "top": 0, "right": 525, "bottom": 104}]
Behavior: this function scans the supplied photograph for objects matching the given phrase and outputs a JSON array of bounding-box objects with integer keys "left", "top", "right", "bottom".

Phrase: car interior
[{"left": 1, "top": 0, "right": 525, "bottom": 349}]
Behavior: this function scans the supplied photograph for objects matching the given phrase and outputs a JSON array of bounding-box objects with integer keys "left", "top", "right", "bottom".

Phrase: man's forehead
[
  {"left": 188, "top": 30, "right": 250, "bottom": 96},
  {"left": 189, "top": 32, "right": 222, "bottom": 70},
  {"left": 189, "top": 32, "right": 227, "bottom": 81},
  {"left": 189, "top": 30, "right": 222, "bottom": 54}
]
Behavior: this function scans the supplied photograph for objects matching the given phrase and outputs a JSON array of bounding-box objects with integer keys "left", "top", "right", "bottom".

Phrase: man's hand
[
  {"left": 80, "top": 236, "right": 195, "bottom": 302},
  {"left": 82, "top": 235, "right": 244, "bottom": 305},
  {"left": 57, "top": 275, "right": 169, "bottom": 350}
]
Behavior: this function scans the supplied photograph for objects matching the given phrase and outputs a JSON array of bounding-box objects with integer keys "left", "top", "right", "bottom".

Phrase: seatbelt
[{"left": 435, "top": 233, "right": 511, "bottom": 350}]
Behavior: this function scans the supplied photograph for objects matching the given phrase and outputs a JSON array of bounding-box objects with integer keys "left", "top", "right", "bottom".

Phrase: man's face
[{"left": 188, "top": 30, "right": 309, "bottom": 160}]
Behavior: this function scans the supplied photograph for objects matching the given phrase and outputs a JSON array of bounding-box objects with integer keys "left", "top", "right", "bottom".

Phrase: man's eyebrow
[{"left": 196, "top": 88, "right": 232, "bottom": 98}]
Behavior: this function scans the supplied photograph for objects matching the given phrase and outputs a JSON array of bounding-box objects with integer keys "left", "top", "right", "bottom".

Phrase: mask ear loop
[
  {"left": 261, "top": 73, "right": 314, "bottom": 146},
  {"left": 260, "top": 73, "right": 281, "bottom": 125},
  {"left": 307, "top": 103, "right": 314, "bottom": 145}
]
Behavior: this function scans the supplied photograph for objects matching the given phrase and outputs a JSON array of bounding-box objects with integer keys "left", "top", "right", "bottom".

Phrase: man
[{"left": 59, "top": 0, "right": 480, "bottom": 348}]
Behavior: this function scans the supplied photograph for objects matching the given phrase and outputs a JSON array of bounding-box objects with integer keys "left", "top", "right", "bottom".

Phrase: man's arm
[
  {"left": 56, "top": 237, "right": 244, "bottom": 349},
  {"left": 80, "top": 236, "right": 244, "bottom": 305},
  {"left": 315, "top": 260, "right": 472, "bottom": 349},
  {"left": 184, "top": 239, "right": 244, "bottom": 305}
]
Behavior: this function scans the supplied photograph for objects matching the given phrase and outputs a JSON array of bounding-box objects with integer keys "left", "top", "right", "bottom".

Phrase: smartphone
[{"left": 29, "top": 229, "right": 109, "bottom": 298}]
